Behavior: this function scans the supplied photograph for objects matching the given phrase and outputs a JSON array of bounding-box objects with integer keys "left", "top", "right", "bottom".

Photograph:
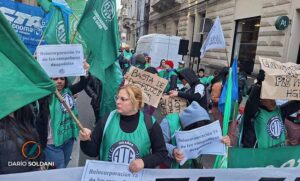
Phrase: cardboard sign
[
  {"left": 36, "top": 44, "right": 85, "bottom": 77},
  {"left": 125, "top": 66, "right": 168, "bottom": 107},
  {"left": 159, "top": 95, "right": 187, "bottom": 114},
  {"left": 259, "top": 57, "right": 300, "bottom": 100}
]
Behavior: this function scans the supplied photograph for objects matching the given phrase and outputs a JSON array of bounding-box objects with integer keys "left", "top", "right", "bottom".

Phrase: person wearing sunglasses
[
  {"left": 35, "top": 62, "right": 90, "bottom": 169},
  {"left": 79, "top": 85, "right": 167, "bottom": 173}
]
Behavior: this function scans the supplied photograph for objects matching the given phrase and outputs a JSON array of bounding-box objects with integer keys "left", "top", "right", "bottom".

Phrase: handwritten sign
[
  {"left": 159, "top": 95, "right": 187, "bottom": 114},
  {"left": 259, "top": 57, "right": 300, "bottom": 100},
  {"left": 36, "top": 44, "right": 85, "bottom": 77},
  {"left": 175, "top": 121, "right": 225, "bottom": 165},
  {"left": 125, "top": 66, "right": 168, "bottom": 107},
  {"left": 81, "top": 160, "right": 142, "bottom": 181}
]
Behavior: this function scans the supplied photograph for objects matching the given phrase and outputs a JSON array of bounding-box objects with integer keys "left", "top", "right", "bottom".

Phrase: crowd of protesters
[{"left": 2, "top": 44, "right": 300, "bottom": 175}]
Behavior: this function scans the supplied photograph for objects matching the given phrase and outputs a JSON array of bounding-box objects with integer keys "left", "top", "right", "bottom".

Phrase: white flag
[{"left": 200, "top": 16, "right": 226, "bottom": 58}]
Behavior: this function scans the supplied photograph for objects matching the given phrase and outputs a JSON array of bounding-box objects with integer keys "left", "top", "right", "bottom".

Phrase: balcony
[{"left": 152, "top": 0, "right": 183, "bottom": 13}]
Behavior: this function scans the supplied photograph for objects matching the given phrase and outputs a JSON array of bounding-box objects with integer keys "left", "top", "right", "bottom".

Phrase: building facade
[
  {"left": 149, "top": 0, "right": 300, "bottom": 74},
  {"left": 119, "top": 0, "right": 150, "bottom": 48}
]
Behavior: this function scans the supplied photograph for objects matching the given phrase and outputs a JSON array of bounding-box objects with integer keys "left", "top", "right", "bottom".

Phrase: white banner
[
  {"left": 200, "top": 16, "right": 226, "bottom": 58},
  {"left": 175, "top": 121, "right": 225, "bottom": 165},
  {"left": 81, "top": 160, "right": 142, "bottom": 181},
  {"left": 1, "top": 164, "right": 300, "bottom": 181},
  {"left": 36, "top": 44, "right": 85, "bottom": 77}
]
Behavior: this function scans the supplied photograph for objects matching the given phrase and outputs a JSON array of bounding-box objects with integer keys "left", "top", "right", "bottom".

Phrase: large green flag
[
  {"left": 228, "top": 146, "right": 300, "bottom": 168},
  {"left": 77, "top": 0, "right": 122, "bottom": 117},
  {"left": 38, "top": 0, "right": 71, "bottom": 44},
  {"left": 0, "top": 12, "right": 56, "bottom": 119}
]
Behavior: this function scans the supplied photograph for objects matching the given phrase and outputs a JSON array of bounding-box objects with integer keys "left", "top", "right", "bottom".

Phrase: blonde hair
[{"left": 119, "top": 85, "right": 144, "bottom": 110}]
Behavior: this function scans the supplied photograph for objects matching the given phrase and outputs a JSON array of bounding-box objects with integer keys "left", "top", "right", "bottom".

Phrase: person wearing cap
[
  {"left": 133, "top": 54, "right": 147, "bottom": 70},
  {"left": 158, "top": 60, "right": 178, "bottom": 92},
  {"left": 176, "top": 61, "right": 185, "bottom": 72},
  {"left": 160, "top": 101, "right": 230, "bottom": 168}
]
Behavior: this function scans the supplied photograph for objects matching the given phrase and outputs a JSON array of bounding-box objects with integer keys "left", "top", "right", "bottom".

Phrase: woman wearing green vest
[
  {"left": 241, "top": 70, "right": 300, "bottom": 148},
  {"left": 36, "top": 62, "right": 90, "bottom": 169},
  {"left": 80, "top": 85, "right": 167, "bottom": 173},
  {"left": 160, "top": 101, "right": 231, "bottom": 168},
  {"left": 158, "top": 60, "right": 178, "bottom": 93}
]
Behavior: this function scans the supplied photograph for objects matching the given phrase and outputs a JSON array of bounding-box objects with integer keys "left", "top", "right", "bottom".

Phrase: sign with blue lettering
[{"left": 0, "top": 0, "right": 47, "bottom": 54}]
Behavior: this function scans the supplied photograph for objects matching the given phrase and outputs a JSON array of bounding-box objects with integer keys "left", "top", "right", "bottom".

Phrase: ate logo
[
  {"left": 108, "top": 140, "right": 140, "bottom": 164},
  {"left": 101, "top": 0, "right": 115, "bottom": 21},
  {"left": 60, "top": 93, "right": 75, "bottom": 112},
  {"left": 56, "top": 21, "right": 66, "bottom": 44},
  {"left": 266, "top": 116, "right": 284, "bottom": 139}
]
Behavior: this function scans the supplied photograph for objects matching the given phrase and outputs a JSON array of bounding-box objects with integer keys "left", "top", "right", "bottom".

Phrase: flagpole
[
  {"left": 225, "top": 48, "right": 230, "bottom": 67},
  {"left": 33, "top": 32, "right": 46, "bottom": 57},
  {"left": 70, "top": 13, "right": 80, "bottom": 44},
  {"left": 70, "top": 29, "right": 78, "bottom": 44},
  {"left": 55, "top": 90, "right": 84, "bottom": 131}
]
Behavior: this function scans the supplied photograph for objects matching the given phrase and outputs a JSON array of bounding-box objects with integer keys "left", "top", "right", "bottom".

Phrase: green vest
[
  {"left": 99, "top": 111, "right": 151, "bottom": 164},
  {"left": 123, "top": 51, "right": 132, "bottom": 68},
  {"left": 49, "top": 88, "right": 79, "bottom": 146},
  {"left": 166, "top": 113, "right": 203, "bottom": 169},
  {"left": 199, "top": 75, "right": 214, "bottom": 85},
  {"left": 254, "top": 107, "right": 286, "bottom": 148},
  {"left": 158, "top": 70, "right": 177, "bottom": 92}
]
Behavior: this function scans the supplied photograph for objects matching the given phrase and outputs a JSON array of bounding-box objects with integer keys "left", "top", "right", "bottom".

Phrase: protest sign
[
  {"left": 81, "top": 160, "right": 142, "bottom": 181},
  {"left": 159, "top": 95, "right": 187, "bottom": 114},
  {"left": 36, "top": 44, "right": 85, "bottom": 77},
  {"left": 125, "top": 66, "right": 168, "bottom": 107},
  {"left": 260, "top": 57, "right": 300, "bottom": 100},
  {"left": 175, "top": 121, "right": 225, "bottom": 165},
  {"left": 228, "top": 146, "right": 300, "bottom": 168}
]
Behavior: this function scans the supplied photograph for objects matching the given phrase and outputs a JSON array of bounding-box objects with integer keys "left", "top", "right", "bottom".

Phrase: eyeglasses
[
  {"left": 52, "top": 77, "right": 65, "bottom": 81},
  {"left": 114, "top": 95, "right": 130, "bottom": 102}
]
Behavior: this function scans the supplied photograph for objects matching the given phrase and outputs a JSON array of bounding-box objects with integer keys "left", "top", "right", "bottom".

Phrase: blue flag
[
  {"left": 0, "top": 0, "right": 47, "bottom": 53},
  {"left": 218, "top": 57, "right": 238, "bottom": 113}
]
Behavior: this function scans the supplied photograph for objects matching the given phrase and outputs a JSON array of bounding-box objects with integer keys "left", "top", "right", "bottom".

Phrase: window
[
  {"left": 163, "top": 24, "right": 167, "bottom": 34},
  {"left": 232, "top": 17, "right": 261, "bottom": 74},
  {"left": 174, "top": 20, "right": 179, "bottom": 36}
]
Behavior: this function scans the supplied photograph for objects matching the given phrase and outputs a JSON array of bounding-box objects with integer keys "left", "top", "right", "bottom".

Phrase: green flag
[
  {"left": 214, "top": 68, "right": 233, "bottom": 168},
  {"left": 228, "top": 146, "right": 300, "bottom": 168},
  {"left": 0, "top": 12, "right": 56, "bottom": 119},
  {"left": 77, "top": 0, "right": 122, "bottom": 117},
  {"left": 38, "top": 0, "right": 71, "bottom": 44},
  {"left": 66, "top": 0, "right": 87, "bottom": 51}
]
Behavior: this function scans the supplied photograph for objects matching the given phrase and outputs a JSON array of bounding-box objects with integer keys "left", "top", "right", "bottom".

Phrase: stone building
[
  {"left": 119, "top": 0, "right": 150, "bottom": 47},
  {"left": 149, "top": 0, "right": 300, "bottom": 74}
]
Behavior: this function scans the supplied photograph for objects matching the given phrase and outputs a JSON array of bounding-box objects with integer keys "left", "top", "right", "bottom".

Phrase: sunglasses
[
  {"left": 52, "top": 77, "right": 65, "bottom": 81},
  {"left": 114, "top": 95, "right": 130, "bottom": 102}
]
